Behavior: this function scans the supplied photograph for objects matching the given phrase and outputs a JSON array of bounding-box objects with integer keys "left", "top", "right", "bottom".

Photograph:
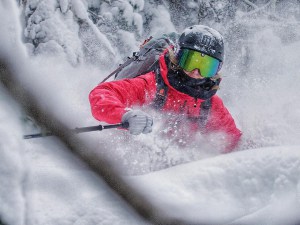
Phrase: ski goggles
[{"left": 178, "top": 48, "right": 222, "bottom": 78}]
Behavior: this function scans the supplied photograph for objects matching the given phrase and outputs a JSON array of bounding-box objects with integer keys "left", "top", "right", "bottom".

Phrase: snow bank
[
  {"left": 22, "top": 138, "right": 148, "bottom": 225},
  {"left": 129, "top": 146, "right": 300, "bottom": 225},
  {"left": 0, "top": 1, "right": 27, "bottom": 224},
  {"left": 0, "top": 90, "right": 26, "bottom": 225},
  {"left": 2, "top": 1, "right": 300, "bottom": 225}
]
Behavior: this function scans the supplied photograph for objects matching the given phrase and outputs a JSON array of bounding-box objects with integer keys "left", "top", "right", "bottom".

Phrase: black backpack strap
[
  {"left": 153, "top": 65, "right": 168, "bottom": 110},
  {"left": 151, "top": 61, "right": 211, "bottom": 129},
  {"left": 199, "top": 98, "right": 212, "bottom": 129}
]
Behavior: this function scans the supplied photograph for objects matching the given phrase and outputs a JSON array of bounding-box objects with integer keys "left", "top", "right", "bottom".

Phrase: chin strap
[{"left": 210, "top": 73, "right": 222, "bottom": 91}]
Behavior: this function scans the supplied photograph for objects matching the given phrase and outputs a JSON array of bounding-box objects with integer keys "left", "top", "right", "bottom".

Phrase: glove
[{"left": 121, "top": 110, "right": 153, "bottom": 135}]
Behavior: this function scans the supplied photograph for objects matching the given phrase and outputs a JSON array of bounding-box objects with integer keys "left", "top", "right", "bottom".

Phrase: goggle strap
[
  {"left": 167, "top": 47, "right": 178, "bottom": 65},
  {"left": 167, "top": 47, "right": 182, "bottom": 71}
]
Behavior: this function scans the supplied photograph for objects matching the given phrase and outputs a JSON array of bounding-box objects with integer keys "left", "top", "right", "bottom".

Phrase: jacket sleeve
[
  {"left": 206, "top": 96, "right": 242, "bottom": 153},
  {"left": 89, "top": 72, "right": 156, "bottom": 124}
]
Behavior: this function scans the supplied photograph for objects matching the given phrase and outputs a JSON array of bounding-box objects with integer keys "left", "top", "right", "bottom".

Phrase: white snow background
[{"left": 1, "top": 0, "right": 300, "bottom": 225}]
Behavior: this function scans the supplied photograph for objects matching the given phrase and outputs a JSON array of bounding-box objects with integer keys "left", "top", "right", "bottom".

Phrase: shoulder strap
[
  {"left": 199, "top": 98, "right": 212, "bottom": 129},
  {"left": 99, "top": 55, "right": 137, "bottom": 84},
  {"left": 153, "top": 64, "right": 168, "bottom": 110}
]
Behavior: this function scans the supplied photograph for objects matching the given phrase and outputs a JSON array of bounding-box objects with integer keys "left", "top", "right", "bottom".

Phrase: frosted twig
[
  {"left": 239, "top": 0, "right": 283, "bottom": 21},
  {"left": 87, "top": 9, "right": 104, "bottom": 21},
  {"left": 241, "top": 0, "right": 259, "bottom": 9}
]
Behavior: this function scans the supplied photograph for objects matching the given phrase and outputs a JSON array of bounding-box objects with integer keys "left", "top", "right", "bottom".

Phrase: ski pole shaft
[
  {"left": 73, "top": 123, "right": 128, "bottom": 133},
  {"left": 23, "top": 122, "right": 129, "bottom": 139}
]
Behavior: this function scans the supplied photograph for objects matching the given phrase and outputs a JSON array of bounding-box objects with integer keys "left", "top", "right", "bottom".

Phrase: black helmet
[{"left": 178, "top": 25, "right": 224, "bottom": 62}]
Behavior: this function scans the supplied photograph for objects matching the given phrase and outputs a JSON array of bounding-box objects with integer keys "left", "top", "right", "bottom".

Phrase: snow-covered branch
[{"left": 241, "top": 0, "right": 259, "bottom": 9}]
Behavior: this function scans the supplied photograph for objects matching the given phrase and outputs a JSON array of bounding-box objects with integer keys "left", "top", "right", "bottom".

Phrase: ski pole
[{"left": 23, "top": 122, "right": 129, "bottom": 139}]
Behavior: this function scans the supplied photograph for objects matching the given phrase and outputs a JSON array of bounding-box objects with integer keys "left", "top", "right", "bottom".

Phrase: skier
[{"left": 89, "top": 25, "right": 242, "bottom": 152}]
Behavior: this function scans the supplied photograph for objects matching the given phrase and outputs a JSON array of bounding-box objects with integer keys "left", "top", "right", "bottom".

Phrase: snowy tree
[
  {"left": 21, "top": 0, "right": 300, "bottom": 68},
  {"left": 22, "top": 0, "right": 116, "bottom": 68},
  {"left": 21, "top": 0, "right": 176, "bottom": 66}
]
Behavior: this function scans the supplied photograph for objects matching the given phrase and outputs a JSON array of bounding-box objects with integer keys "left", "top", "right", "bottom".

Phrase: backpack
[
  {"left": 100, "top": 33, "right": 212, "bottom": 128},
  {"left": 100, "top": 33, "right": 178, "bottom": 83}
]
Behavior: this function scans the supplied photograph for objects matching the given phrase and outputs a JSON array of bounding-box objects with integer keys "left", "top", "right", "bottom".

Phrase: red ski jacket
[{"left": 89, "top": 52, "right": 242, "bottom": 152}]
